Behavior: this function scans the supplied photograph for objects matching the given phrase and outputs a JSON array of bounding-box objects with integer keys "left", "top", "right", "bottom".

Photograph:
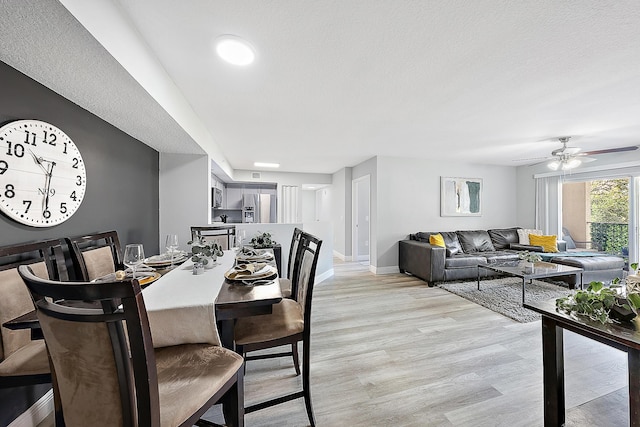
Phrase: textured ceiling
[{"left": 2, "top": 1, "right": 640, "bottom": 175}]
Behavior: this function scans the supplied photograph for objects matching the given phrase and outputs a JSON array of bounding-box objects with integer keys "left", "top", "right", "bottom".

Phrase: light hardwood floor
[{"left": 39, "top": 259, "right": 629, "bottom": 426}]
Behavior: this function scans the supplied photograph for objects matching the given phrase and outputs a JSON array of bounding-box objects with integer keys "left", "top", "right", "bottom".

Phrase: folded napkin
[
  {"left": 241, "top": 248, "right": 260, "bottom": 257},
  {"left": 226, "top": 263, "right": 267, "bottom": 280},
  {"left": 125, "top": 265, "right": 155, "bottom": 273}
]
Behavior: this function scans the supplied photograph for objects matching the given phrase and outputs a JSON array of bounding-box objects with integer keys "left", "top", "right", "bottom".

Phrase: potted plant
[
  {"left": 249, "top": 231, "right": 277, "bottom": 249},
  {"left": 556, "top": 280, "right": 640, "bottom": 324},
  {"left": 187, "top": 237, "right": 224, "bottom": 269},
  {"left": 518, "top": 251, "right": 542, "bottom": 273}
]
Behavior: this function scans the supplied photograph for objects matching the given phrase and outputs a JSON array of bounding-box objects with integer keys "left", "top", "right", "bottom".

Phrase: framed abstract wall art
[{"left": 440, "top": 177, "right": 482, "bottom": 217}]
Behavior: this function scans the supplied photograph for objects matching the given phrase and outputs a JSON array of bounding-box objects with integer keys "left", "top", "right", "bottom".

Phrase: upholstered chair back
[
  {"left": 37, "top": 307, "right": 127, "bottom": 426},
  {"left": 0, "top": 262, "right": 49, "bottom": 361},
  {"left": 295, "top": 233, "right": 322, "bottom": 319},
  {"left": 19, "top": 265, "right": 160, "bottom": 427},
  {"left": 65, "top": 231, "right": 122, "bottom": 281}
]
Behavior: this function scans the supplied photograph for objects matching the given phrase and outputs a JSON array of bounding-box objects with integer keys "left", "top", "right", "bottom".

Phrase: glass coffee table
[{"left": 477, "top": 261, "right": 583, "bottom": 304}]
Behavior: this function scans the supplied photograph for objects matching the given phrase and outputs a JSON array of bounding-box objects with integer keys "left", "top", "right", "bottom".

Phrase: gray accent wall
[{"left": 0, "top": 61, "right": 159, "bottom": 424}]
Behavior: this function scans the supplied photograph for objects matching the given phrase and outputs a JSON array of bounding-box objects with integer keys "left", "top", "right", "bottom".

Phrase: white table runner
[{"left": 142, "top": 251, "right": 235, "bottom": 348}]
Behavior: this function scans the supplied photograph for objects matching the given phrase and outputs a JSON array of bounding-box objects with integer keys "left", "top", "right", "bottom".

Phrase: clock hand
[
  {"left": 28, "top": 149, "right": 49, "bottom": 175},
  {"left": 43, "top": 161, "right": 56, "bottom": 214}
]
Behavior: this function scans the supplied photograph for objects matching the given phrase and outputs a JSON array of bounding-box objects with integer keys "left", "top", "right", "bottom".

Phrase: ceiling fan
[{"left": 545, "top": 136, "right": 638, "bottom": 171}]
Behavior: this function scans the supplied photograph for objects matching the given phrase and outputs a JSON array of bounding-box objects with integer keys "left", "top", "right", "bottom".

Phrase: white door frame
[{"left": 352, "top": 175, "right": 371, "bottom": 264}]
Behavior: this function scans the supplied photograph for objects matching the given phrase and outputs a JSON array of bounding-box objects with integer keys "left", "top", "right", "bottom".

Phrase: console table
[{"left": 524, "top": 299, "right": 640, "bottom": 426}]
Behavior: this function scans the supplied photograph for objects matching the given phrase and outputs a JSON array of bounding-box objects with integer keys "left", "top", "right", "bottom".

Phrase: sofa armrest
[
  {"left": 509, "top": 243, "right": 545, "bottom": 252},
  {"left": 399, "top": 240, "right": 446, "bottom": 284}
]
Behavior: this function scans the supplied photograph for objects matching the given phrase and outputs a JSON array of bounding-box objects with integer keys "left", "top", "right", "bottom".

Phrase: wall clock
[{"left": 0, "top": 120, "right": 87, "bottom": 227}]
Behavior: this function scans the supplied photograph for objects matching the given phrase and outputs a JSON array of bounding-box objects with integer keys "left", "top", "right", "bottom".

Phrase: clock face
[{"left": 0, "top": 120, "right": 87, "bottom": 227}]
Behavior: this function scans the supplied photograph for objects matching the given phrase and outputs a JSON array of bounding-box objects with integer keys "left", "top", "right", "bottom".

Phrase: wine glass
[
  {"left": 235, "top": 229, "right": 246, "bottom": 253},
  {"left": 123, "top": 244, "right": 145, "bottom": 279},
  {"left": 165, "top": 234, "right": 179, "bottom": 269}
]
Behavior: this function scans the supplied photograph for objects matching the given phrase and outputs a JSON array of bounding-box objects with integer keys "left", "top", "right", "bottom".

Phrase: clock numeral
[
  {"left": 4, "top": 184, "right": 15, "bottom": 198},
  {"left": 23, "top": 200, "right": 31, "bottom": 213},
  {"left": 72, "top": 157, "right": 79, "bottom": 169},
  {"left": 0, "top": 160, "right": 7, "bottom": 174},
  {"left": 42, "top": 131, "right": 57, "bottom": 146},
  {"left": 70, "top": 191, "right": 77, "bottom": 201},
  {"left": 43, "top": 209, "right": 51, "bottom": 219},
  {"left": 60, "top": 202, "right": 67, "bottom": 214},
  {"left": 23, "top": 131, "right": 36, "bottom": 146},
  {"left": 63, "top": 142, "right": 68, "bottom": 154},
  {"left": 5, "top": 141, "right": 24, "bottom": 158},
  {"left": 76, "top": 175, "right": 83, "bottom": 186}
]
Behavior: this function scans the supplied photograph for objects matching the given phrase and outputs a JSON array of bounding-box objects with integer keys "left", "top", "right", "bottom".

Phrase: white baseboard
[
  {"left": 9, "top": 389, "right": 53, "bottom": 427},
  {"left": 372, "top": 265, "right": 400, "bottom": 275},
  {"left": 315, "top": 268, "right": 334, "bottom": 284},
  {"left": 332, "top": 250, "right": 352, "bottom": 261}
]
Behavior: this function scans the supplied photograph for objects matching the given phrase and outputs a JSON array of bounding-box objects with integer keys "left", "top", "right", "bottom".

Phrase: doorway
[{"left": 352, "top": 175, "right": 370, "bottom": 265}]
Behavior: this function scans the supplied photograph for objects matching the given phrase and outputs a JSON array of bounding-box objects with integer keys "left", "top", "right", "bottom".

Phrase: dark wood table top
[{"left": 525, "top": 299, "right": 640, "bottom": 351}]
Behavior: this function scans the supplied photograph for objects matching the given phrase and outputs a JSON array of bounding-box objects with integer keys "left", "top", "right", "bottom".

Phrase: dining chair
[
  {"left": 18, "top": 264, "right": 245, "bottom": 427},
  {"left": 191, "top": 225, "right": 236, "bottom": 251},
  {"left": 234, "top": 231, "right": 322, "bottom": 426},
  {"left": 278, "top": 227, "right": 303, "bottom": 299},
  {"left": 65, "top": 230, "right": 123, "bottom": 281},
  {"left": 0, "top": 239, "right": 69, "bottom": 424}
]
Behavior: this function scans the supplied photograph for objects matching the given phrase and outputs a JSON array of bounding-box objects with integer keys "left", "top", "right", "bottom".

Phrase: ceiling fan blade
[
  {"left": 580, "top": 156, "right": 597, "bottom": 163},
  {"left": 512, "top": 156, "right": 549, "bottom": 162},
  {"left": 582, "top": 146, "right": 638, "bottom": 155},
  {"left": 564, "top": 147, "right": 581, "bottom": 155}
]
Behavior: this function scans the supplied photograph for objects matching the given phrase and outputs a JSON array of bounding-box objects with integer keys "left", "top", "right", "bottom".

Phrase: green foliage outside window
[{"left": 589, "top": 178, "right": 629, "bottom": 254}]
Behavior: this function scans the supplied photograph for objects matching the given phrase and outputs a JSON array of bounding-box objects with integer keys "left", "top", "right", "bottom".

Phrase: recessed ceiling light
[
  {"left": 215, "top": 35, "right": 255, "bottom": 66},
  {"left": 254, "top": 162, "right": 280, "bottom": 168}
]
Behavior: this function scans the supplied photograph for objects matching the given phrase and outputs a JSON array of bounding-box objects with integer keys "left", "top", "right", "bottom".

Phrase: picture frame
[{"left": 440, "top": 177, "right": 482, "bottom": 217}]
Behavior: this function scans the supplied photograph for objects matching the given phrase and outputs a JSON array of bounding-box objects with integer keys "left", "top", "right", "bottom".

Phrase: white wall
[
  {"left": 159, "top": 153, "right": 210, "bottom": 253},
  {"left": 330, "top": 169, "right": 347, "bottom": 257},
  {"left": 375, "top": 156, "right": 517, "bottom": 271},
  {"left": 301, "top": 190, "right": 316, "bottom": 222}
]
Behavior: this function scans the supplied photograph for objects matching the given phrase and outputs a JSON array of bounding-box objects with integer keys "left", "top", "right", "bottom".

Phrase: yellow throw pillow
[
  {"left": 429, "top": 233, "right": 446, "bottom": 248},
  {"left": 529, "top": 234, "right": 558, "bottom": 253}
]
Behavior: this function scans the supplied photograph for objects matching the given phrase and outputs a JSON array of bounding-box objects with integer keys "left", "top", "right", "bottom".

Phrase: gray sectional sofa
[{"left": 399, "top": 227, "right": 624, "bottom": 287}]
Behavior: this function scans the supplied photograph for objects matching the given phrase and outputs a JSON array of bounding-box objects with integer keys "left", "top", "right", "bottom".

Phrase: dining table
[
  {"left": 3, "top": 250, "right": 283, "bottom": 352},
  {"left": 143, "top": 250, "right": 283, "bottom": 350}
]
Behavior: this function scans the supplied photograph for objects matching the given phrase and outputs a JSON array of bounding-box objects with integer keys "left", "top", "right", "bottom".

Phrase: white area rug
[{"left": 438, "top": 277, "right": 575, "bottom": 323}]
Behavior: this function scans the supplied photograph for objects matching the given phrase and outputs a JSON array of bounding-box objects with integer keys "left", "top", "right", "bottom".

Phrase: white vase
[{"left": 203, "top": 256, "right": 216, "bottom": 269}]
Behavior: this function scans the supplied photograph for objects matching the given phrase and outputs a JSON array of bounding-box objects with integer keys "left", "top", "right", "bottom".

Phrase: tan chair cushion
[
  {"left": 82, "top": 246, "right": 116, "bottom": 281},
  {"left": 0, "top": 262, "right": 49, "bottom": 360},
  {"left": 156, "top": 344, "right": 243, "bottom": 426},
  {"left": 234, "top": 299, "right": 304, "bottom": 345},
  {"left": 0, "top": 340, "right": 49, "bottom": 376},
  {"left": 279, "top": 277, "right": 292, "bottom": 298}
]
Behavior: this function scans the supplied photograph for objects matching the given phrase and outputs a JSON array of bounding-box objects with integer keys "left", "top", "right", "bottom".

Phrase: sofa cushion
[
  {"left": 429, "top": 233, "right": 446, "bottom": 247},
  {"left": 411, "top": 232, "right": 434, "bottom": 242},
  {"left": 488, "top": 228, "right": 520, "bottom": 250},
  {"left": 529, "top": 234, "right": 558, "bottom": 253},
  {"left": 440, "top": 232, "right": 463, "bottom": 256},
  {"left": 551, "top": 256, "right": 625, "bottom": 271},
  {"left": 483, "top": 251, "right": 521, "bottom": 264},
  {"left": 445, "top": 254, "right": 488, "bottom": 268},
  {"left": 457, "top": 230, "right": 495, "bottom": 253},
  {"left": 517, "top": 228, "right": 542, "bottom": 245}
]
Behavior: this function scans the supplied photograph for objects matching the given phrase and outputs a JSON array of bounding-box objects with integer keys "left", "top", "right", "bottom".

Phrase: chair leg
[
  {"left": 302, "top": 338, "right": 315, "bottom": 427},
  {"left": 221, "top": 369, "right": 244, "bottom": 427},
  {"left": 291, "top": 342, "right": 301, "bottom": 376}
]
